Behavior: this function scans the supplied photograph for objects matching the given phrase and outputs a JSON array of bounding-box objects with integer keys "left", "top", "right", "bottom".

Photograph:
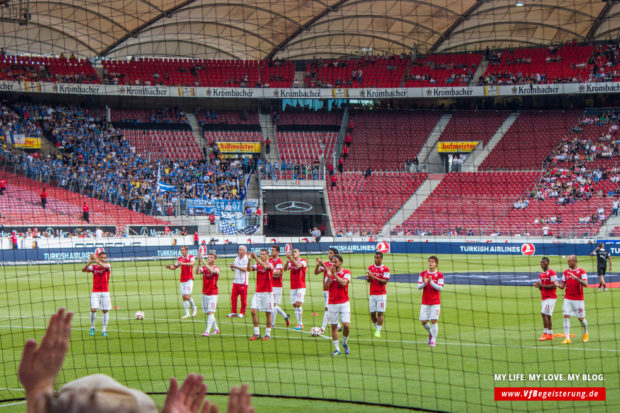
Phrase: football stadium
[{"left": 1, "top": 0, "right": 620, "bottom": 412}]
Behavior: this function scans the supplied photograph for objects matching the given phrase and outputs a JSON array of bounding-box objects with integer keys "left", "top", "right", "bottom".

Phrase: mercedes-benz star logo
[{"left": 275, "top": 201, "right": 313, "bottom": 213}]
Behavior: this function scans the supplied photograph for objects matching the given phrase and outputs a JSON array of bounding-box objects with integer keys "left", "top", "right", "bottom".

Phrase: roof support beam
[
  {"left": 428, "top": 0, "right": 482, "bottom": 54},
  {"left": 266, "top": 0, "right": 352, "bottom": 60},
  {"left": 585, "top": 1, "right": 613, "bottom": 41},
  {"left": 100, "top": 0, "right": 199, "bottom": 57}
]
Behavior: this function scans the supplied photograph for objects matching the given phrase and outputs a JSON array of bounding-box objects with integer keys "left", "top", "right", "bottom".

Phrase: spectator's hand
[
  {"left": 162, "top": 374, "right": 217, "bottom": 413},
  {"left": 227, "top": 384, "right": 254, "bottom": 413},
  {"left": 19, "top": 307, "right": 73, "bottom": 399}
]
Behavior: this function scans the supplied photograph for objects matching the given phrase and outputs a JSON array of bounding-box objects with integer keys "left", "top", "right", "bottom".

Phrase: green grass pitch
[{"left": 0, "top": 253, "right": 618, "bottom": 412}]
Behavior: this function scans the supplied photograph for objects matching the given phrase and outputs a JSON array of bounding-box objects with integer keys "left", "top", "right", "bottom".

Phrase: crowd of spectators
[{"left": 1, "top": 104, "right": 246, "bottom": 216}]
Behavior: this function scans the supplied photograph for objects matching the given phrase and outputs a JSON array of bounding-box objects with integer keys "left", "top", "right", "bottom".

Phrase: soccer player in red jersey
[
  {"left": 315, "top": 247, "right": 340, "bottom": 333},
  {"left": 286, "top": 248, "right": 307, "bottom": 330},
  {"left": 247, "top": 250, "right": 274, "bottom": 341},
  {"left": 164, "top": 246, "right": 197, "bottom": 319},
  {"left": 418, "top": 256, "right": 444, "bottom": 347},
  {"left": 366, "top": 251, "right": 390, "bottom": 338},
  {"left": 269, "top": 245, "right": 290, "bottom": 327},
  {"left": 533, "top": 257, "right": 558, "bottom": 341},
  {"left": 324, "top": 254, "right": 351, "bottom": 356},
  {"left": 82, "top": 251, "right": 112, "bottom": 337},
  {"left": 196, "top": 252, "right": 220, "bottom": 337},
  {"left": 558, "top": 255, "right": 589, "bottom": 344}
]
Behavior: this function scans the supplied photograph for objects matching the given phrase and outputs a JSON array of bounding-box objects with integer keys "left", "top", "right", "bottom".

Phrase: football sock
[
  {"left": 102, "top": 312, "right": 109, "bottom": 332},
  {"left": 563, "top": 318, "right": 570, "bottom": 338},
  {"left": 422, "top": 323, "right": 432, "bottom": 333},
  {"left": 207, "top": 314, "right": 214, "bottom": 332},
  {"left": 543, "top": 328, "right": 548, "bottom": 334},
  {"left": 253, "top": 327, "right": 260, "bottom": 336},
  {"left": 342, "top": 335, "right": 348, "bottom": 345},
  {"left": 580, "top": 319, "right": 588, "bottom": 334},
  {"left": 212, "top": 316, "right": 218, "bottom": 331},
  {"left": 376, "top": 324, "right": 382, "bottom": 333},
  {"left": 431, "top": 323, "right": 438, "bottom": 340},
  {"left": 271, "top": 309, "right": 278, "bottom": 325},
  {"left": 277, "top": 306, "right": 287, "bottom": 318},
  {"left": 183, "top": 301, "right": 190, "bottom": 315},
  {"left": 189, "top": 298, "right": 196, "bottom": 309},
  {"left": 321, "top": 311, "right": 329, "bottom": 330},
  {"left": 548, "top": 329, "right": 553, "bottom": 335},
  {"left": 294, "top": 307, "right": 303, "bottom": 325},
  {"left": 333, "top": 340, "right": 340, "bottom": 351},
  {"left": 90, "top": 312, "right": 96, "bottom": 329},
  {"left": 265, "top": 328, "right": 271, "bottom": 337}
]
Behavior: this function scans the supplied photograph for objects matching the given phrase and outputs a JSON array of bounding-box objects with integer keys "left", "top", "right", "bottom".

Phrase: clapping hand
[
  {"left": 162, "top": 373, "right": 216, "bottom": 413},
  {"left": 227, "top": 384, "right": 254, "bottom": 413},
  {"left": 19, "top": 308, "right": 73, "bottom": 401}
]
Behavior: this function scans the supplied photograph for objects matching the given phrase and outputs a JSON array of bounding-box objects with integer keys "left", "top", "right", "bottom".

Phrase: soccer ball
[
  {"left": 135, "top": 311, "right": 145, "bottom": 320},
  {"left": 310, "top": 327, "right": 322, "bottom": 337}
]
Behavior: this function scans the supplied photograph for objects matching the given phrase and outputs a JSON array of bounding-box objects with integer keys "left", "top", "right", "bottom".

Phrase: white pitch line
[
  {"left": 0, "top": 388, "right": 23, "bottom": 392},
  {"left": 0, "top": 319, "right": 617, "bottom": 353},
  {"left": 0, "top": 401, "right": 25, "bottom": 408}
]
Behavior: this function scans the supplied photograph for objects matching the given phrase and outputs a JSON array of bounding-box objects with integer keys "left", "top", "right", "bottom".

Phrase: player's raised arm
[
  {"left": 315, "top": 257, "right": 325, "bottom": 274},
  {"left": 81, "top": 255, "right": 95, "bottom": 272}
]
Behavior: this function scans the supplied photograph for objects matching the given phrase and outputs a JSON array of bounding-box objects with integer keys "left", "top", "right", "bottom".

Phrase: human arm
[
  {"left": 19, "top": 308, "right": 73, "bottom": 413},
  {"left": 367, "top": 270, "right": 389, "bottom": 285},
  {"left": 81, "top": 255, "right": 95, "bottom": 272},
  {"left": 227, "top": 384, "right": 255, "bottom": 413},
  {"left": 429, "top": 278, "right": 443, "bottom": 291},
  {"left": 314, "top": 258, "right": 325, "bottom": 274},
  {"left": 571, "top": 273, "right": 588, "bottom": 287},
  {"left": 417, "top": 274, "right": 427, "bottom": 290}
]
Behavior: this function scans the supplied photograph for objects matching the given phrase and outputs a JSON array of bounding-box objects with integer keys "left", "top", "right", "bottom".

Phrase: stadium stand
[
  {"left": 121, "top": 129, "right": 202, "bottom": 161},
  {"left": 304, "top": 55, "right": 409, "bottom": 88},
  {"left": 345, "top": 110, "right": 442, "bottom": 171},
  {"left": 0, "top": 170, "right": 166, "bottom": 231},
  {"left": 276, "top": 131, "right": 337, "bottom": 165},
  {"left": 404, "top": 53, "right": 481, "bottom": 87},
  {"left": 482, "top": 44, "right": 594, "bottom": 85},
  {"left": 102, "top": 58, "right": 261, "bottom": 87},
  {"left": 438, "top": 110, "right": 510, "bottom": 145},
  {"left": 197, "top": 110, "right": 259, "bottom": 126},
  {"left": 396, "top": 171, "right": 540, "bottom": 236},
  {"left": 0, "top": 53, "right": 100, "bottom": 83},
  {"left": 111, "top": 108, "right": 189, "bottom": 124},
  {"left": 479, "top": 110, "right": 583, "bottom": 171},
  {"left": 329, "top": 172, "right": 428, "bottom": 235}
]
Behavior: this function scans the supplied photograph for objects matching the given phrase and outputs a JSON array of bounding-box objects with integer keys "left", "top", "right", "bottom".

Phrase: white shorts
[
  {"left": 202, "top": 294, "right": 218, "bottom": 313},
  {"left": 251, "top": 292, "right": 273, "bottom": 312},
  {"left": 369, "top": 295, "right": 387, "bottom": 313},
  {"left": 180, "top": 280, "right": 193, "bottom": 296},
  {"left": 563, "top": 299, "right": 585, "bottom": 318},
  {"left": 272, "top": 287, "right": 283, "bottom": 305},
  {"left": 90, "top": 292, "right": 111, "bottom": 310},
  {"left": 290, "top": 288, "right": 306, "bottom": 305},
  {"left": 323, "top": 291, "right": 329, "bottom": 308},
  {"left": 419, "top": 304, "right": 441, "bottom": 321},
  {"left": 541, "top": 299, "right": 557, "bottom": 316},
  {"left": 328, "top": 302, "right": 351, "bottom": 324}
]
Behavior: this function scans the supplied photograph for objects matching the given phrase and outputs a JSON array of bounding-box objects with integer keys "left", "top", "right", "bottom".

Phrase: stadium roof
[{"left": 0, "top": 0, "right": 619, "bottom": 60}]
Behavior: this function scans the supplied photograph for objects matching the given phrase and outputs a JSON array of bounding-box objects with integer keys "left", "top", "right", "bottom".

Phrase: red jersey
[
  {"left": 321, "top": 261, "right": 333, "bottom": 291},
  {"left": 175, "top": 255, "right": 195, "bottom": 282},
  {"left": 194, "top": 233, "right": 199, "bottom": 242},
  {"left": 368, "top": 264, "right": 390, "bottom": 295},
  {"left": 252, "top": 262, "right": 273, "bottom": 293},
  {"left": 562, "top": 268, "right": 588, "bottom": 300},
  {"left": 10, "top": 234, "right": 17, "bottom": 244},
  {"left": 288, "top": 258, "right": 307, "bottom": 289},
  {"left": 418, "top": 270, "right": 444, "bottom": 305},
  {"left": 82, "top": 204, "right": 89, "bottom": 212},
  {"left": 328, "top": 269, "right": 351, "bottom": 304},
  {"left": 270, "top": 257, "right": 284, "bottom": 288},
  {"left": 200, "top": 265, "right": 220, "bottom": 295},
  {"left": 0, "top": 179, "right": 5, "bottom": 188},
  {"left": 539, "top": 269, "right": 558, "bottom": 300},
  {"left": 87, "top": 264, "right": 111, "bottom": 293}
]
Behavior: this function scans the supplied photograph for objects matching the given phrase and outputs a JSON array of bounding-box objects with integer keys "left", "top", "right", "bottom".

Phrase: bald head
[{"left": 567, "top": 255, "right": 577, "bottom": 269}]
